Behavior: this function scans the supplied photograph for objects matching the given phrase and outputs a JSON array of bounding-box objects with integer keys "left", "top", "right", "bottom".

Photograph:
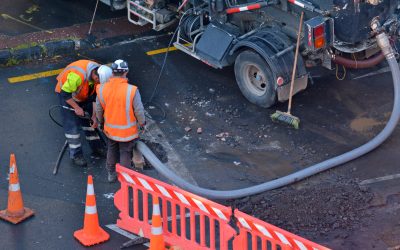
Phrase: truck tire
[{"left": 234, "top": 50, "right": 277, "bottom": 108}]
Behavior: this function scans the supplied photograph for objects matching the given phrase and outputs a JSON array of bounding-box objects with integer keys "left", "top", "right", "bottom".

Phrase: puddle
[
  {"left": 206, "top": 147, "right": 296, "bottom": 181},
  {"left": 350, "top": 117, "right": 382, "bottom": 133}
]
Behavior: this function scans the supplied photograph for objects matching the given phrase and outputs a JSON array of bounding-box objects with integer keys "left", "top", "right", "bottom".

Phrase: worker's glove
[
  {"left": 90, "top": 115, "right": 98, "bottom": 129},
  {"left": 74, "top": 107, "right": 85, "bottom": 117}
]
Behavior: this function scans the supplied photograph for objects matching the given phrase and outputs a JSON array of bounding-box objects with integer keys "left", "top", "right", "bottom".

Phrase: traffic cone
[
  {"left": 149, "top": 195, "right": 166, "bottom": 250},
  {"left": 0, "top": 154, "right": 34, "bottom": 224},
  {"left": 74, "top": 175, "right": 110, "bottom": 246}
]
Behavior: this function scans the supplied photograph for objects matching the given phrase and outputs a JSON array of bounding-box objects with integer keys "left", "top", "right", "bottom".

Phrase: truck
[{"left": 102, "top": 0, "right": 400, "bottom": 108}]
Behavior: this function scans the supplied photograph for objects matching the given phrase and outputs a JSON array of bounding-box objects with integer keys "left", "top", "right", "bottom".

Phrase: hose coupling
[
  {"left": 376, "top": 32, "right": 394, "bottom": 58},
  {"left": 371, "top": 18, "right": 394, "bottom": 58}
]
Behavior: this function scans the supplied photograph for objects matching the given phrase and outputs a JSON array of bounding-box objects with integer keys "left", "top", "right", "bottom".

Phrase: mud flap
[{"left": 277, "top": 74, "right": 308, "bottom": 102}]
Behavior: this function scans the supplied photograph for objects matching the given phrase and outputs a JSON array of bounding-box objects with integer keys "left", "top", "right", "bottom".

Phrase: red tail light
[
  {"left": 305, "top": 16, "right": 334, "bottom": 51},
  {"left": 313, "top": 24, "right": 324, "bottom": 38}
]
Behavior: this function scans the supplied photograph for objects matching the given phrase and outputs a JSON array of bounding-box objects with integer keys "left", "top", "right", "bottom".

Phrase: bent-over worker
[{"left": 55, "top": 60, "right": 106, "bottom": 167}]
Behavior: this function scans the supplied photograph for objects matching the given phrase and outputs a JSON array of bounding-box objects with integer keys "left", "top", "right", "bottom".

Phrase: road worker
[
  {"left": 55, "top": 59, "right": 106, "bottom": 167},
  {"left": 96, "top": 59, "right": 146, "bottom": 182}
]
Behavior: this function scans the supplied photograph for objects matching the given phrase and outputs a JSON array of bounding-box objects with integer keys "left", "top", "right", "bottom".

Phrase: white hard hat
[
  {"left": 111, "top": 59, "right": 129, "bottom": 73},
  {"left": 97, "top": 65, "right": 112, "bottom": 84}
]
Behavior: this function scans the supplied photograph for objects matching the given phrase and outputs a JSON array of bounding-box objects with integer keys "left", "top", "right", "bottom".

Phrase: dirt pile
[
  {"left": 234, "top": 175, "right": 374, "bottom": 241},
  {"left": 142, "top": 140, "right": 168, "bottom": 167}
]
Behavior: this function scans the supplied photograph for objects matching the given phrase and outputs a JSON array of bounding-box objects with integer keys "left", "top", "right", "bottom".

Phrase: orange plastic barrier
[
  {"left": 114, "top": 164, "right": 330, "bottom": 250},
  {"left": 115, "top": 164, "right": 236, "bottom": 249},
  {"left": 233, "top": 209, "right": 330, "bottom": 250}
]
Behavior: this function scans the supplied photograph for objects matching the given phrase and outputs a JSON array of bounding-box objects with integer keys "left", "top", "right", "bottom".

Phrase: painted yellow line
[
  {"left": 146, "top": 46, "right": 178, "bottom": 56},
  {"left": 146, "top": 43, "right": 191, "bottom": 56},
  {"left": 1, "top": 13, "right": 53, "bottom": 34},
  {"left": 8, "top": 69, "right": 63, "bottom": 83},
  {"left": 8, "top": 57, "right": 111, "bottom": 84}
]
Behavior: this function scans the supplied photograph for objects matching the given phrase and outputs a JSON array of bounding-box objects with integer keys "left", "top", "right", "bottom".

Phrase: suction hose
[
  {"left": 137, "top": 31, "right": 400, "bottom": 200},
  {"left": 332, "top": 52, "right": 385, "bottom": 69}
]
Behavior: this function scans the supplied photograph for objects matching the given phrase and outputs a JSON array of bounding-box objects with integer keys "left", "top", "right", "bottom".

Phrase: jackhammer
[{"left": 49, "top": 105, "right": 107, "bottom": 175}]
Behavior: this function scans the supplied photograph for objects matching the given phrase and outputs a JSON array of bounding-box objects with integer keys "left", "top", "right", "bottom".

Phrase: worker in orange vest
[
  {"left": 55, "top": 60, "right": 107, "bottom": 167},
  {"left": 96, "top": 59, "right": 146, "bottom": 182}
]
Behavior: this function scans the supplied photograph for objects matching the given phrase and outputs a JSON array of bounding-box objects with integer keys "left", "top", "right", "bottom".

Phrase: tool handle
[
  {"left": 63, "top": 105, "right": 92, "bottom": 120},
  {"left": 287, "top": 11, "right": 304, "bottom": 114},
  {"left": 61, "top": 105, "right": 74, "bottom": 111},
  {"left": 53, "top": 140, "right": 68, "bottom": 175}
]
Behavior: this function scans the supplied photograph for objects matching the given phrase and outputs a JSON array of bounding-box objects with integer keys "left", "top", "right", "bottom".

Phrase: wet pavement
[
  {"left": 0, "top": 0, "right": 125, "bottom": 36},
  {"left": 0, "top": 0, "right": 152, "bottom": 50},
  {"left": 0, "top": 1, "right": 399, "bottom": 249},
  {"left": 0, "top": 33, "right": 399, "bottom": 249}
]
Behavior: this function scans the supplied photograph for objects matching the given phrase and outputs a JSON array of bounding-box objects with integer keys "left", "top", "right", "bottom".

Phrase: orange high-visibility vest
[
  {"left": 97, "top": 77, "right": 139, "bottom": 142},
  {"left": 55, "top": 60, "right": 99, "bottom": 102}
]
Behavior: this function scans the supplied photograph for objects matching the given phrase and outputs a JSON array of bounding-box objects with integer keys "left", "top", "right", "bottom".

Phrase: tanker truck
[{"left": 104, "top": 0, "right": 400, "bottom": 108}]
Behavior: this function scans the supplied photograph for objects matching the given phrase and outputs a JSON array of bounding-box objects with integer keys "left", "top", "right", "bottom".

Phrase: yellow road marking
[
  {"left": 146, "top": 46, "right": 179, "bottom": 56},
  {"left": 8, "top": 56, "right": 111, "bottom": 84},
  {"left": 1, "top": 13, "right": 53, "bottom": 34},
  {"left": 8, "top": 69, "right": 63, "bottom": 83},
  {"left": 146, "top": 43, "right": 191, "bottom": 56}
]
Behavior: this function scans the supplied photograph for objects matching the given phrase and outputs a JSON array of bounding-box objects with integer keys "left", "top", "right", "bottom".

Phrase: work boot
[
  {"left": 107, "top": 171, "right": 117, "bottom": 183},
  {"left": 91, "top": 147, "right": 107, "bottom": 158},
  {"left": 72, "top": 155, "right": 87, "bottom": 167},
  {"left": 133, "top": 147, "right": 145, "bottom": 170},
  {"left": 133, "top": 157, "right": 145, "bottom": 170}
]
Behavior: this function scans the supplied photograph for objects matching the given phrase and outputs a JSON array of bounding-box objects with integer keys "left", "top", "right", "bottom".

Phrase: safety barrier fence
[
  {"left": 115, "top": 164, "right": 330, "bottom": 250},
  {"left": 115, "top": 164, "right": 237, "bottom": 249},
  {"left": 233, "top": 209, "right": 329, "bottom": 250}
]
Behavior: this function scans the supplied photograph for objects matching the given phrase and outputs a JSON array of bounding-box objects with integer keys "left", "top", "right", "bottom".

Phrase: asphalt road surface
[
  {"left": 0, "top": 0, "right": 125, "bottom": 36},
  {"left": 0, "top": 1, "right": 399, "bottom": 249},
  {"left": 0, "top": 32, "right": 399, "bottom": 249}
]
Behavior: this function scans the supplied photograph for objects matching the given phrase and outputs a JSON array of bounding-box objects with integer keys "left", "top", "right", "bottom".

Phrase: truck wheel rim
[{"left": 244, "top": 64, "right": 267, "bottom": 96}]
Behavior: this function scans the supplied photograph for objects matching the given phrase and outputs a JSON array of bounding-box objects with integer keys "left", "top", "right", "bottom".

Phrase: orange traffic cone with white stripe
[
  {"left": 149, "top": 195, "right": 166, "bottom": 250},
  {"left": 0, "top": 154, "right": 34, "bottom": 224},
  {"left": 74, "top": 175, "right": 110, "bottom": 246}
]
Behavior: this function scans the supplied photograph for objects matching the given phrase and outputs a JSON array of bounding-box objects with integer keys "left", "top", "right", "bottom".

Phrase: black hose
[
  {"left": 145, "top": 25, "right": 181, "bottom": 105},
  {"left": 49, "top": 104, "right": 107, "bottom": 146},
  {"left": 144, "top": 101, "right": 167, "bottom": 121},
  {"left": 48, "top": 105, "right": 91, "bottom": 127},
  {"left": 49, "top": 105, "right": 64, "bottom": 127},
  {"left": 143, "top": 20, "right": 185, "bottom": 122}
]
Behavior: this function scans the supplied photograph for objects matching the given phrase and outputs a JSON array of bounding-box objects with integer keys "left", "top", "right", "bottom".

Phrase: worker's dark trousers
[
  {"left": 58, "top": 95, "right": 103, "bottom": 159},
  {"left": 106, "top": 138, "right": 137, "bottom": 173}
]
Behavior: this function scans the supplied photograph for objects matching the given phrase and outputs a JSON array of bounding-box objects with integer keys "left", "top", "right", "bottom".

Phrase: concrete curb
[
  {"left": 0, "top": 40, "right": 75, "bottom": 66},
  {"left": 0, "top": 35, "right": 132, "bottom": 66}
]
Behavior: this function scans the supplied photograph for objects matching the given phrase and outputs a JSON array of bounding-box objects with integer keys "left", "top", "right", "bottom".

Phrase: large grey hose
[{"left": 138, "top": 31, "right": 400, "bottom": 200}]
